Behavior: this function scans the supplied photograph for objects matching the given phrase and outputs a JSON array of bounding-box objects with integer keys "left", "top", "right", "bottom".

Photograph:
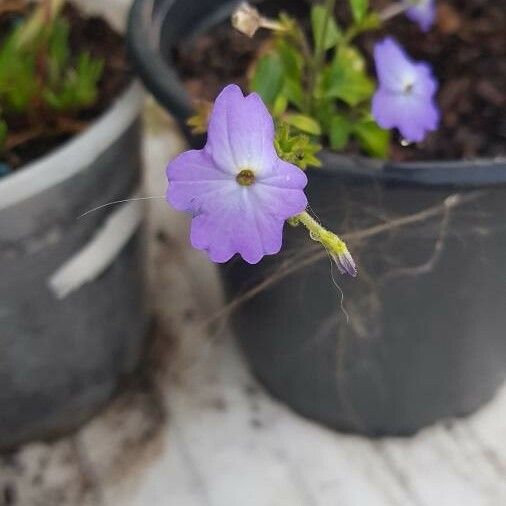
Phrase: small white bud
[{"left": 231, "top": 3, "right": 264, "bottom": 38}]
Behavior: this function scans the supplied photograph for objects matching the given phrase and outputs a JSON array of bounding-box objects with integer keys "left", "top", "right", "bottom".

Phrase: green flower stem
[
  {"left": 308, "top": 0, "right": 336, "bottom": 112},
  {"left": 291, "top": 211, "right": 349, "bottom": 255}
]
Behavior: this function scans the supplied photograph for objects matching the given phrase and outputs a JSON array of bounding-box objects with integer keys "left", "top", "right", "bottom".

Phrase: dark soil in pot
[
  {"left": 173, "top": 0, "right": 505, "bottom": 161},
  {"left": 127, "top": 0, "right": 506, "bottom": 436},
  {"left": 0, "top": 1, "right": 131, "bottom": 172}
]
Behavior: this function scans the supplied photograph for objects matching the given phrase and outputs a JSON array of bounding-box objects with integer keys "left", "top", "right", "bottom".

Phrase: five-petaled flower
[
  {"left": 404, "top": 0, "right": 435, "bottom": 32},
  {"left": 372, "top": 37, "right": 439, "bottom": 143},
  {"left": 166, "top": 84, "right": 308, "bottom": 264}
]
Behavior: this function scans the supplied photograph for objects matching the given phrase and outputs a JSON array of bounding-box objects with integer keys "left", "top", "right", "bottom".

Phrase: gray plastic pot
[
  {"left": 127, "top": 0, "right": 506, "bottom": 436},
  {"left": 0, "top": 82, "right": 148, "bottom": 449}
]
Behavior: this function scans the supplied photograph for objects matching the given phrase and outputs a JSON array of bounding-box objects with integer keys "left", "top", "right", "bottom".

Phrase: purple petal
[
  {"left": 260, "top": 159, "right": 309, "bottom": 189},
  {"left": 372, "top": 89, "right": 439, "bottom": 142},
  {"left": 405, "top": 0, "right": 435, "bottom": 32},
  {"left": 373, "top": 37, "right": 417, "bottom": 93},
  {"left": 188, "top": 160, "right": 307, "bottom": 264},
  {"left": 332, "top": 250, "right": 357, "bottom": 277},
  {"left": 372, "top": 38, "right": 439, "bottom": 142},
  {"left": 189, "top": 190, "right": 286, "bottom": 264},
  {"left": 166, "top": 149, "right": 234, "bottom": 213},
  {"left": 166, "top": 83, "right": 309, "bottom": 265},
  {"left": 206, "top": 84, "right": 277, "bottom": 176}
]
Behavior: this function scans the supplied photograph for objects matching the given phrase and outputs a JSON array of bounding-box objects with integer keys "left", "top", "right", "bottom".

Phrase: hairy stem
[{"left": 293, "top": 211, "right": 349, "bottom": 255}]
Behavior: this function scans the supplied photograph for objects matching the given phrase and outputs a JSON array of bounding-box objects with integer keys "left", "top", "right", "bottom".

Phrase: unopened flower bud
[{"left": 232, "top": 3, "right": 264, "bottom": 38}]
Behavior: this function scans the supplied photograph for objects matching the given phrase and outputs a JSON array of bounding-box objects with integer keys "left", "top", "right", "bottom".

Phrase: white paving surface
[{"left": 104, "top": 338, "right": 506, "bottom": 506}]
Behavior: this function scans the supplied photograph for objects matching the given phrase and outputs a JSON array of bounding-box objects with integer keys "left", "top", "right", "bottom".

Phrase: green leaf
[
  {"left": 276, "top": 39, "right": 303, "bottom": 81},
  {"left": 349, "top": 0, "right": 368, "bottom": 23},
  {"left": 250, "top": 53, "right": 284, "bottom": 107},
  {"left": 284, "top": 114, "right": 322, "bottom": 135},
  {"left": 46, "top": 18, "right": 70, "bottom": 86},
  {"left": 272, "top": 94, "right": 288, "bottom": 116},
  {"left": 283, "top": 78, "right": 305, "bottom": 110},
  {"left": 358, "top": 12, "right": 381, "bottom": 31},
  {"left": 321, "top": 46, "right": 374, "bottom": 106},
  {"left": 329, "top": 115, "right": 352, "bottom": 150},
  {"left": 353, "top": 120, "right": 390, "bottom": 158},
  {"left": 311, "top": 5, "right": 340, "bottom": 52},
  {"left": 274, "top": 121, "right": 322, "bottom": 170}
]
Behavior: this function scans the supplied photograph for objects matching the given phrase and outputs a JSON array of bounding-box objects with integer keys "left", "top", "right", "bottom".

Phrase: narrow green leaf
[
  {"left": 311, "top": 5, "right": 341, "bottom": 52},
  {"left": 284, "top": 114, "right": 322, "bottom": 135},
  {"left": 353, "top": 120, "right": 390, "bottom": 158},
  {"left": 272, "top": 94, "right": 288, "bottom": 116},
  {"left": 349, "top": 0, "right": 368, "bottom": 23},
  {"left": 250, "top": 53, "right": 284, "bottom": 107},
  {"left": 329, "top": 115, "right": 351, "bottom": 150},
  {"left": 283, "top": 78, "right": 305, "bottom": 110}
]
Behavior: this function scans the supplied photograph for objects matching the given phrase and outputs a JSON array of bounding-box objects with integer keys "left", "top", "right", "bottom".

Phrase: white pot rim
[{"left": 0, "top": 81, "right": 144, "bottom": 211}]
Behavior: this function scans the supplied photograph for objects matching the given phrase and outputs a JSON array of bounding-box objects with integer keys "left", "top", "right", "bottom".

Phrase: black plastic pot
[
  {"left": 0, "top": 83, "right": 148, "bottom": 449},
  {"left": 128, "top": 0, "right": 506, "bottom": 436}
]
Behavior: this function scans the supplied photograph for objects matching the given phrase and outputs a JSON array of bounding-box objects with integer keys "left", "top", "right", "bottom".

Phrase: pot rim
[
  {"left": 0, "top": 81, "right": 144, "bottom": 211},
  {"left": 127, "top": 0, "right": 506, "bottom": 188}
]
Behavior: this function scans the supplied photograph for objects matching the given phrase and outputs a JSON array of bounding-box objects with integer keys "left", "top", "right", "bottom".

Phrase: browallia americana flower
[
  {"left": 404, "top": 0, "right": 435, "bottom": 32},
  {"left": 372, "top": 37, "right": 439, "bottom": 143},
  {"left": 166, "top": 84, "right": 308, "bottom": 264}
]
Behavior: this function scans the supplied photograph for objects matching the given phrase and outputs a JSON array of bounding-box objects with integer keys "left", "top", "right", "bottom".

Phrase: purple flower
[
  {"left": 372, "top": 37, "right": 439, "bottom": 143},
  {"left": 166, "top": 84, "right": 308, "bottom": 264},
  {"left": 404, "top": 0, "right": 435, "bottom": 32}
]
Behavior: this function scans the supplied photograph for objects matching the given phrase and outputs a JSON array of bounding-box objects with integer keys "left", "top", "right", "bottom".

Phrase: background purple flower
[
  {"left": 405, "top": 0, "right": 436, "bottom": 32},
  {"left": 166, "top": 84, "right": 308, "bottom": 264},
  {"left": 372, "top": 37, "right": 439, "bottom": 143}
]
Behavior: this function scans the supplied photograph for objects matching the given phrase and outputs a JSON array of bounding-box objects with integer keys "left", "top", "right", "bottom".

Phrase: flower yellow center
[{"left": 236, "top": 169, "right": 255, "bottom": 186}]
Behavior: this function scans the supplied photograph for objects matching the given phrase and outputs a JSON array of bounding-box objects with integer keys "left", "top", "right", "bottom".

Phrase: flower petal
[
  {"left": 405, "top": 0, "right": 435, "bottom": 32},
  {"left": 166, "top": 149, "right": 234, "bottom": 213},
  {"left": 189, "top": 188, "right": 285, "bottom": 264},
  {"left": 372, "top": 89, "right": 439, "bottom": 142},
  {"left": 259, "top": 159, "right": 308, "bottom": 189},
  {"left": 373, "top": 37, "right": 417, "bottom": 92},
  {"left": 206, "top": 84, "right": 277, "bottom": 175}
]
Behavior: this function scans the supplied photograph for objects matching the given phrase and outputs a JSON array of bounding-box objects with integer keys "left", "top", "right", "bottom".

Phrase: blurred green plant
[
  {"left": 242, "top": 0, "right": 391, "bottom": 161},
  {"left": 0, "top": 0, "right": 104, "bottom": 154}
]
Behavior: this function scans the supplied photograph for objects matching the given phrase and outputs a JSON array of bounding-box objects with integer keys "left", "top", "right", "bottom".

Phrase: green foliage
[
  {"left": 44, "top": 52, "right": 104, "bottom": 111},
  {"left": 250, "top": 53, "right": 285, "bottom": 107},
  {"left": 274, "top": 121, "right": 322, "bottom": 170},
  {"left": 352, "top": 119, "right": 391, "bottom": 158},
  {"left": 0, "top": 2, "right": 104, "bottom": 152},
  {"left": 349, "top": 0, "right": 369, "bottom": 23},
  {"left": 311, "top": 5, "right": 341, "bottom": 52},
  {"left": 0, "top": 33, "right": 38, "bottom": 112},
  {"left": 329, "top": 114, "right": 352, "bottom": 150},
  {"left": 246, "top": 1, "right": 391, "bottom": 160},
  {"left": 320, "top": 46, "right": 374, "bottom": 106},
  {"left": 284, "top": 114, "right": 321, "bottom": 136}
]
